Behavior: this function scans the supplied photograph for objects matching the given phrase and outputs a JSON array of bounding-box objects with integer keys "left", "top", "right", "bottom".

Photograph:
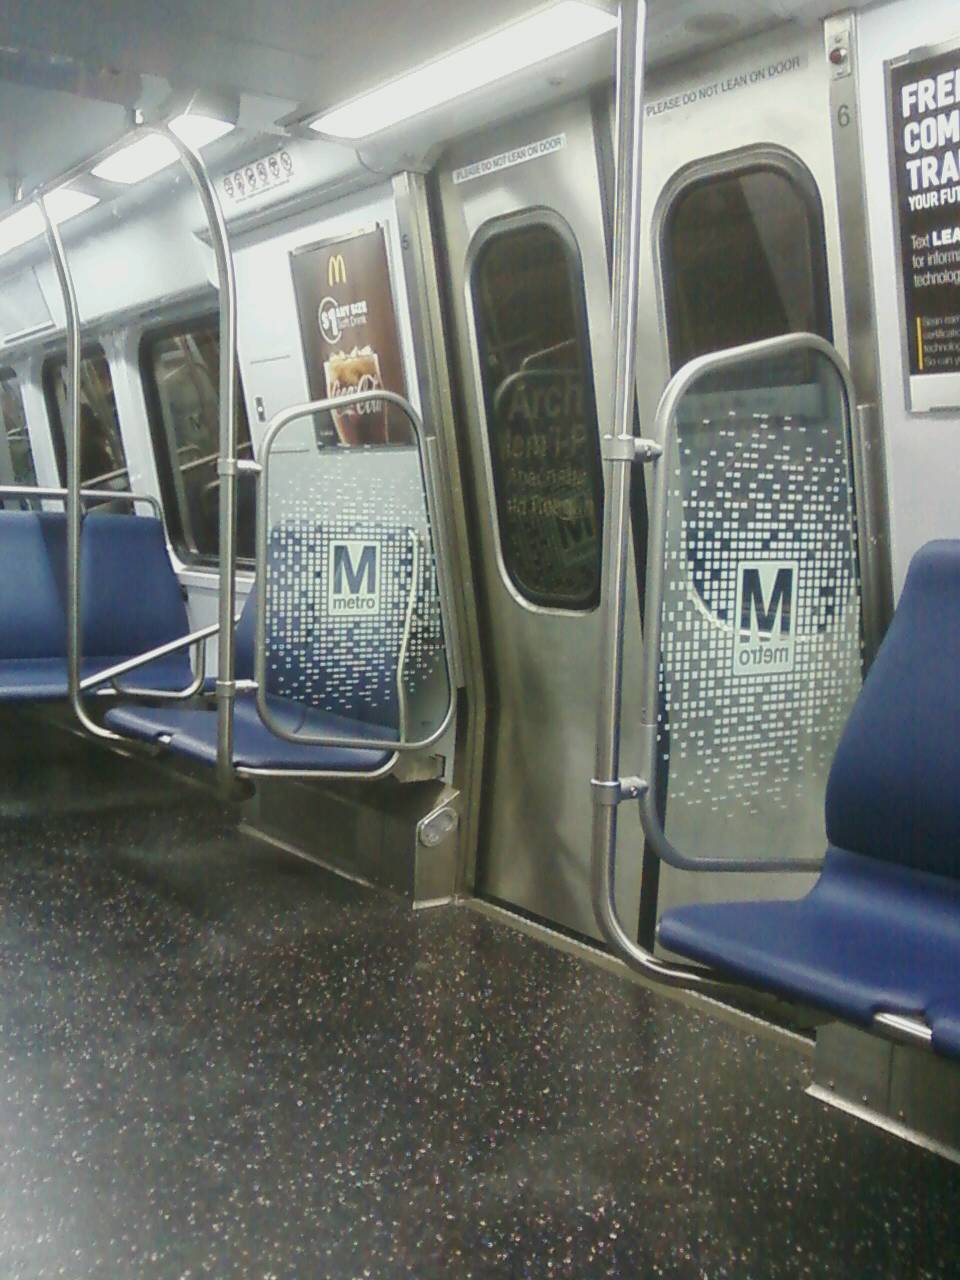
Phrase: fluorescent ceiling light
[
  {"left": 310, "top": 0, "right": 618, "bottom": 140},
  {"left": 0, "top": 189, "right": 99, "bottom": 258},
  {"left": 169, "top": 112, "right": 236, "bottom": 149},
  {"left": 92, "top": 113, "right": 235, "bottom": 185}
]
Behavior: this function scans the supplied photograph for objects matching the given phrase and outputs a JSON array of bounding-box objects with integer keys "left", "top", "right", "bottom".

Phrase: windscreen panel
[
  {"left": 656, "top": 346, "right": 862, "bottom": 868},
  {"left": 259, "top": 403, "right": 450, "bottom": 747}
]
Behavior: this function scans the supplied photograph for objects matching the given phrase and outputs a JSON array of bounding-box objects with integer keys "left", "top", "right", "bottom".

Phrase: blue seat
[
  {"left": 0, "top": 510, "right": 193, "bottom": 700},
  {"left": 104, "top": 588, "right": 398, "bottom": 774},
  {"left": 102, "top": 519, "right": 423, "bottom": 775},
  {"left": 658, "top": 541, "right": 960, "bottom": 1059},
  {"left": 104, "top": 693, "right": 395, "bottom": 772}
]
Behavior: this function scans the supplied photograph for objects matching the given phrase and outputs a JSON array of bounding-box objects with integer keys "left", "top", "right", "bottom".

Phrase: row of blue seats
[
  {"left": 0, "top": 509, "right": 396, "bottom": 773},
  {"left": 0, "top": 509, "right": 193, "bottom": 697},
  {"left": 658, "top": 541, "right": 960, "bottom": 1060}
]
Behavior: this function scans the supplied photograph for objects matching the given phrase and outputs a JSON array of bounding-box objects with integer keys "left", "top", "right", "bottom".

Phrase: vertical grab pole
[
  {"left": 156, "top": 127, "right": 239, "bottom": 794},
  {"left": 590, "top": 2, "right": 718, "bottom": 989},
  {"left": 39, "top": 197, "right": 122, "bottom": 742}
]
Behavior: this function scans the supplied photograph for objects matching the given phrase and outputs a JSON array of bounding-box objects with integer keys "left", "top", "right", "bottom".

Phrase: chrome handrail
[
  {"left": 39, "top": 198, "right": 122, "bottom": 745},
  {"left": 0, "top": 484, "right": 162, "bottom": 518},
  {"left": 152, "top": 125, "right": 240, "bottom": 796},
  {"left": 38, "top": 128, "right": 237, "bottom": 751},
  {"left": 590, "top": 0, "right": 722, "bottom": 991}
]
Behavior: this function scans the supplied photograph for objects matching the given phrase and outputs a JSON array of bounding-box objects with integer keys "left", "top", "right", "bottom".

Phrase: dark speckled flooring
[{"left": 1, "top": 723, "right": 959, "bottom": 1278}]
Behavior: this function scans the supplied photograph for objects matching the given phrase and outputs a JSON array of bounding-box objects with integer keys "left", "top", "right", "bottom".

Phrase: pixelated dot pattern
[
  {"left": 658, "top": 387, "right": 863, "bottom": 862},
  {"left": 264, "top": 444, "right": 446, "bottom": 732}
]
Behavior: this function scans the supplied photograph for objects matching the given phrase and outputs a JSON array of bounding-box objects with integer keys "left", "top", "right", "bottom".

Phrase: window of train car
[
  {"left": 43, "top": 347, "right": 132, "bottom": 496},
  {"left": 0, "top": 367, "right": 38, "bottom": 491},
  {"left": 140, "top": 317, "right": 255, "bottom": 564},
  {"left": 663, "top": 159, "right": 832, "bottom": 373},
  {"left": 471, "top": 214, "right": 604, "bottom": 612}
]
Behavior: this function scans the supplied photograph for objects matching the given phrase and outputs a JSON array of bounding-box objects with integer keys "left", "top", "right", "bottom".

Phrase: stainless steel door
[{"left": 436, "top": 97, "right": 646, "bottom": 939}]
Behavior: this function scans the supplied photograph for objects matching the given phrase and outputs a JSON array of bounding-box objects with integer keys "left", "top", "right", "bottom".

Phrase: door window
[
  {"left": 663, "top": 158, "right": 832, "bottom": 373},
  {"left": 43, "top": 347, "right": 131, "bottom": 494},
  {"left": 141, "top": 317, "right": 255, "bottom": 563},
  {"left": 471, "top": 214, "right": 603, "bottom": 612},
  {"left": 0, "top": 367, "right": 37, "bottom": 488}
]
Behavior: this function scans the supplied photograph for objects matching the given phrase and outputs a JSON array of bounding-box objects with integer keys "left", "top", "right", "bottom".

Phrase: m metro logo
[
  {"left": 327, "top": 541, "right": 382, "bottom": 616},
  {"left": 732, "top": 560, "right": 798, "bottom": 677},
  {"left": 327, "top": 253, "right": 347, "bottom": 287}
]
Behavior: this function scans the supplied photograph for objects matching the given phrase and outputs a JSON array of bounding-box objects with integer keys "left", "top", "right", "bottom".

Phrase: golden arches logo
[{"left": 328, "top": 254, "right": 347, "bottom": 286}]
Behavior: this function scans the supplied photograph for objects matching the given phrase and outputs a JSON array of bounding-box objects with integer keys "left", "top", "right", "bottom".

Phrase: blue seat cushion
[
  {"left": 0, "top": 655, "right": 194, "bottom": 702},
  {"left": 826, "top": 540, "right": 960, "bottom": 880},
  {"left": 0, "top": 513, "right": 68, "bottom": 660},
  {"left": 80, "top": 513, "right": 192, "bottom": 659},
  {"left": 104, "top": 694, "right": 396, "bottom": 773},
  {"left": 0, "top": 510, "right": 195, "bottom": 701},
  {"left": 658, "top": 849, "right": 960, "bottom": 1057}
]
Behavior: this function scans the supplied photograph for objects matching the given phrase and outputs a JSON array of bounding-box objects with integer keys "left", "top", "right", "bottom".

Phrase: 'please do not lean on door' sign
[{"left": 887, "top": 39, "right": 960, "bottom": 412}]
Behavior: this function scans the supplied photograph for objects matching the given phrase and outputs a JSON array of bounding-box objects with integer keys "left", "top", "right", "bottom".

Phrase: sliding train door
[{"left": 436, "top": 98, "right": 646, "bottom": 938}]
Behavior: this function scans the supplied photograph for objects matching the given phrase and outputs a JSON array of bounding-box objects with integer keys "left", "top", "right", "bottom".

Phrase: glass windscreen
[
  {"left": 665, "top": 163, "right": 832, "bottom": 372},
  {"left": 259, "top": 406, "right": 450, "bottom": 745},
  {"left": 655, "top": 345, "right": 862, "bottom": 868},
  {"left": 142, "top": 318, "right": 255, "bottom": 562},
  {"left": 472, "top": 217, "right": 603, "bottom": 611}
]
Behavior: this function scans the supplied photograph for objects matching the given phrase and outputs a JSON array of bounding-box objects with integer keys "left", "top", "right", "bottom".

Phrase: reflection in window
[
  {"left": 142, "top": 317, "right": 255, "bottom": 563},
  {"left": 0, "top": 368, "right": 38, "bottom": 494},
  {"left": 44, "top": 348, "right": 131, "bottom": 493},
  {"left": 472, "top": 217, "right": 603, "bottom": 611},
  {"left": 664, "top": 162, "right": 832, "bottom": 373}
]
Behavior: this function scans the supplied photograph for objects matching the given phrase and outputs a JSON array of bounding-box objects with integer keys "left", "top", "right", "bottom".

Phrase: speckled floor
[{"left": 0, "top": 725, "right": 959, "bottom": 1279}]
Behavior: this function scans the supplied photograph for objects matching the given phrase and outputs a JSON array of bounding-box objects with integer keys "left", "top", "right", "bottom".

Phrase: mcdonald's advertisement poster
[
  {"left": 290, "top": 226, "right": 412, "bottom": 445},
  {"left": 888, "top": 42, "right": 960, "bottom": 411}
]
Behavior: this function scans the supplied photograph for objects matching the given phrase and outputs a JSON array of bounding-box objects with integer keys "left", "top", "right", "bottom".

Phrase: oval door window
[{"left": 471, "top": 213, "right": 604, "bottom": 612}]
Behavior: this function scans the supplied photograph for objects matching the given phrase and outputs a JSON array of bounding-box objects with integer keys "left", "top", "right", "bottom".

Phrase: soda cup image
[{"left": 323, "top": 347, "right": 389, "bottom": 445}]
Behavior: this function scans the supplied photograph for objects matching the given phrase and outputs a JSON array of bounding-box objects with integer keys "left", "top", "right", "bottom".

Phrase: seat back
[
  {"left": 0, "top": 511, "right": 67, "bottom": 660},
  {"left": 825, "top": 540, "right": 960, "bottom": 880},
  {"left": 80, "top": 513, "right": 191, "bottom": 660}
]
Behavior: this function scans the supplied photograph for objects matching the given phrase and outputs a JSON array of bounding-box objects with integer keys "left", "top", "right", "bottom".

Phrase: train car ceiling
[{"left": 2, "top": 0, "right": 877, "bottom": 217}]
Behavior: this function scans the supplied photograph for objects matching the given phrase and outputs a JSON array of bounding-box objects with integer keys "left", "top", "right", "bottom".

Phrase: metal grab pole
[
  {"left": 156, "top": 126, "right": 239, "bottom": 795},
  {"left": 39, "top": 198, "right": 122, "bottom": 743},
  {"left": 590, "top": 1, "right": 721, "bottom": 990}
]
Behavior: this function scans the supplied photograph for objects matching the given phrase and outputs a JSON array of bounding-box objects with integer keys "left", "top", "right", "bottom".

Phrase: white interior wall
[{"left": 858, "top": 0, "right": 960, "bottom": 594}]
